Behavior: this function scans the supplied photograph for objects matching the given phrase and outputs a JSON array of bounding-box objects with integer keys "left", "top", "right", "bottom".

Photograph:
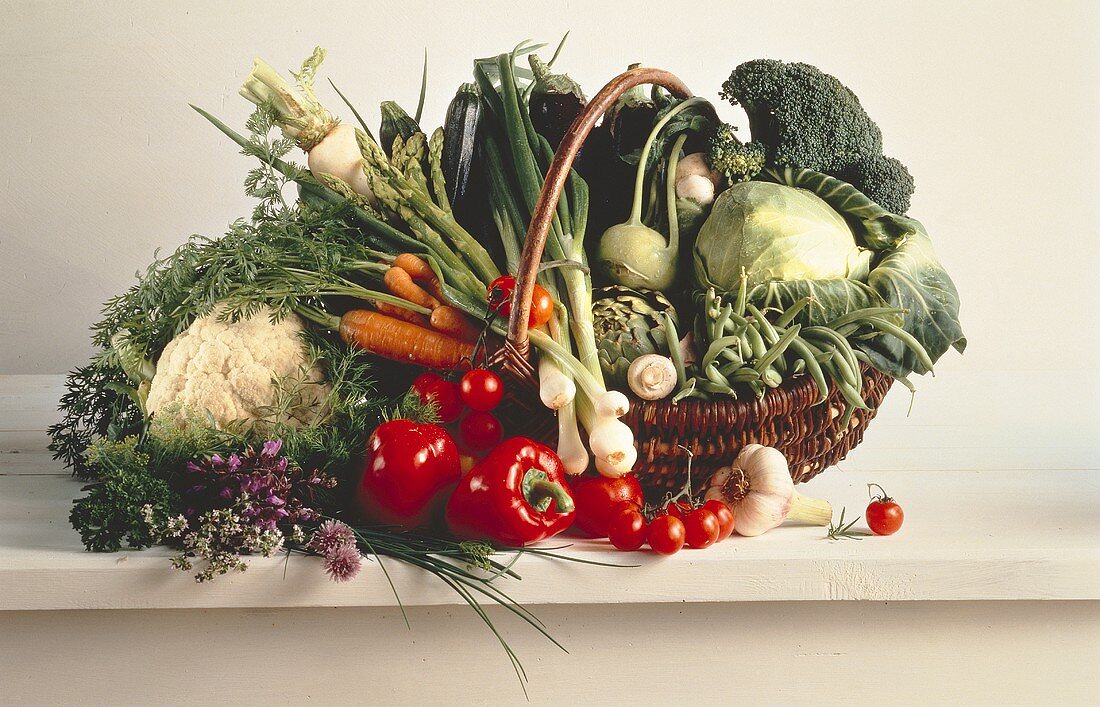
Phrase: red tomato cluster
[
  {"left": 487, "top": 275, "right": 554, "bottom": 329},
  {"left": 571, "top": 474, "right": 737, "bottom": 556},
  {"left": 412, "top": 369, "right": 505, "bottom": 454},
  {"left": 609, "top": 498, "right": 735, "bottom": 555}
]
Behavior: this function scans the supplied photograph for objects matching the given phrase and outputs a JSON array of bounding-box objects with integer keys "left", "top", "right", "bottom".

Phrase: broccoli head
[
  {"left": 707, "top": 124, "right": 767, "bottom": 183},
  {"left": 720, "top": 59, "right": 914, "bottom": 213},
  {"left": 839, "top": 154, "right": 915, "bottom": 215}
]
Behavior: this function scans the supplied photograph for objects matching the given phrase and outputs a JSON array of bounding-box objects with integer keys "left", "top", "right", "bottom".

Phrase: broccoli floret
[
  {"left": 707, "top": 124, "right": 766, "bottom": 183},
  {"left": 720, "top": 59, "right": 914, "bottom": 213},
  {"left": 839, "top": 154, "right": 915, "bottom": 215}
]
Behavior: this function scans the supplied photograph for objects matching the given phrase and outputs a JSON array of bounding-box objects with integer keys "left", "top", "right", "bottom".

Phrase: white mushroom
[{"left": 627, "top": 354, "right": 677, "bottom": 401}]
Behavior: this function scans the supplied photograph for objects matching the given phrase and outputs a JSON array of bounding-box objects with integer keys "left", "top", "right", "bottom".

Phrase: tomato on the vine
[
  {"left": 411, "top": 372, "right": 463, "bottom": 422},
  {"left": 607, "top": 505, "right": 648, "bottom": 551},
  {"left": 682, "top": 507, "right": 720, "bottom": 549},
  {"left": 487, "top": 275, "right": 554, "bottom": 328},
  {"left": 459, "top": 369, "right": 503, "bottom": 412},
  {"left": 647, "top": 515, "right": 686, "bottom": 555},
  {"left": 704, "top": 499, "right": 735, "bottom": 541},
  {"left": 665, "top": 500, "right": 692, "bottom": 519},
  {"left": 458, "top": 410, "right": 503, "bottom": 452},
  {"left": 866, "top": 484, "right": 904, "bottom": 536}
]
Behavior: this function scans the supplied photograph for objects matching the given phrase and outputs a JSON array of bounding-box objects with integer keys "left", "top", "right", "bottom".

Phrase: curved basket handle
[{"left": 506, "top": 67, "right": 692, "bottom": 351}]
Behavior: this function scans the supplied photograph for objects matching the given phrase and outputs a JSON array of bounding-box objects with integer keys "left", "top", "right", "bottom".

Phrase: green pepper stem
[{"left": 522, "top": 468, "right": 575, "bottom": 514}]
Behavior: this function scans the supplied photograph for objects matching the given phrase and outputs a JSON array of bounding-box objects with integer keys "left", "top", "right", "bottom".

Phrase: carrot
[
  {"left": 376, "top": 300, "right": 430, "bottom": 327},
  {"left": 393, "top": 253, "right": 436, "bottom": 281},
  {"left": 394, "top": 253, "right": 446, "bottom": 301},
  {"left": 384, "top": 266, "right": 440, "bottom": 310},
  {"left": 339, "top": 309, "right": 473, "bottom": 369},
  {"left": 430, "top": 306, "right": 482, "bottom": 343}
]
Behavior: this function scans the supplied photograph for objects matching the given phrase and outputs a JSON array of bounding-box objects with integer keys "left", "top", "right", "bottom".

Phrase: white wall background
[{"left": 1, "top": 0, "right": 1097, "bottom": 469}]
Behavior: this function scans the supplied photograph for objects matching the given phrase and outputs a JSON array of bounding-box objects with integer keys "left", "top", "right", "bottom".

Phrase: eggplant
[
  {"left": 379, "top": 101, "right": 421, "bottom": 157},
  {"left": 441, "top": 83, "right": 499, "bottom": 263},
  {"left": 528, "top": 55, "right": 586, "bottom": 150}
]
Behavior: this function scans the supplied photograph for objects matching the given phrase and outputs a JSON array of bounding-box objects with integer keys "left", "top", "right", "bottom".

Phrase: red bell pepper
[
  {"left": 357, "top": 419, "right": 461, "bottom": 530},
  {"left": 445, "top": 437, "right": 576, "bottom": 546}
]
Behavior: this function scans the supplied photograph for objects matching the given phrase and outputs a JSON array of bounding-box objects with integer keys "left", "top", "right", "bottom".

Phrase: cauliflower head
[{"left": 145, "top": 307, "right": 330, "bottom": 430}]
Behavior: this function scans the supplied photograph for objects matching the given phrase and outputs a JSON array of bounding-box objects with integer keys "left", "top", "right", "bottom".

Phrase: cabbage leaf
[
  {"left": 765, "top": 167, "right": 922, "bottom": 251},
  {"left": 857, "top": 229, "right": 966, "bottom": 377}
]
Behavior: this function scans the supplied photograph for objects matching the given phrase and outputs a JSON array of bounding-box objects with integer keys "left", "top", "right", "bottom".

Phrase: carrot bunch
[{"left": 338, "top": 254, "right": 484, "bottom": 370}]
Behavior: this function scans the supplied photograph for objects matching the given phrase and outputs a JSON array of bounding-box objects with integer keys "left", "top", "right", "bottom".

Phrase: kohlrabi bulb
[{"left": 597, "top": 221, "right": 679, "bottom": 291}]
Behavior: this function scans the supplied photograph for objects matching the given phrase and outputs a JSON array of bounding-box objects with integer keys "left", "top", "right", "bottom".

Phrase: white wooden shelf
[
  {"left": 3, "top": 464, "right": 1098, "bottom": 611},
  {"left": 3, "top": 379, "right": 1099, "bottom": 705},
  {"left": 2, "top": 373, "right": 1098, "bottom": 612}
]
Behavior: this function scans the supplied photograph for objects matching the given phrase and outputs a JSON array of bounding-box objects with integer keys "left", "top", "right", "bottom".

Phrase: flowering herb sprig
[{"left": 153, "top": 440, "right": 335, "bottom": 582}]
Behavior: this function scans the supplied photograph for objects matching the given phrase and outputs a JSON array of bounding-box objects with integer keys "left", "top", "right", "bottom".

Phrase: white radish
[
  {"left": 307, "top": 123, "right": 374, "bottom": 198},
  {"left": 239, "top": 50, "right": 375, "bottom": 203}
]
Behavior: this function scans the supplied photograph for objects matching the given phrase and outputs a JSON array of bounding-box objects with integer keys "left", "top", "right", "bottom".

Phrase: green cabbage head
[{"left": 693, "top": 181, "right": 870, "bottom": 291}]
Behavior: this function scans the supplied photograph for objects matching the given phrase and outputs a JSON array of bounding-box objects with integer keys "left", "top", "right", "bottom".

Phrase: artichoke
[{"left": 592, "top": 286, "right": 679, "bottom": 388}]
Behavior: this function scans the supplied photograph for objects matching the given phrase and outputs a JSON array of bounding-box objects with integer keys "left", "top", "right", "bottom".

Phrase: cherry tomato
[
  {"left": 571, "top": 474, "right": 644, "bottom": 538},
  {"left": 458, "top": 369, "right": 503, "bottom": 412},
  {"left": 866, "top": 484, "right": 904, "bottom": 535},
  {"left": 411, "top": 373, "right": 463, "bottom": 422},
  {"left": 665, "top": 500, "right": 692, "bottom": 519},
  {"left": 607, "top": 506, "right": 648, "bottom": 551},
  {"left": 647, "top": 515, "right": 686, "bottom": 555},
  {"left": 458, "top": 410, "right": 503, "bottom": 452},
  {"left": 704, "top": 499, "right": 735, "bottom": 541},
  {"left": 682, "top": 507, "right": 720, "bottom": 549},
  {"left": 487, "top": 275, "right": 554, "bottom": 328}
]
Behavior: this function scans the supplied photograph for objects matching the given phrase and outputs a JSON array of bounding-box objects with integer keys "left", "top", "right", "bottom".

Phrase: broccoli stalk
[{"left": 718, "top": 59, "right": 915, "bottom": 214}]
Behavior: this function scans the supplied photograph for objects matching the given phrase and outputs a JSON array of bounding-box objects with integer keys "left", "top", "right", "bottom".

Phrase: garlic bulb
[
  {"left": 704, "top": 444, "right": 832, "bottom": 536},
  {"left": 627, "top": 354, "right": 676, "bottom": 400}
]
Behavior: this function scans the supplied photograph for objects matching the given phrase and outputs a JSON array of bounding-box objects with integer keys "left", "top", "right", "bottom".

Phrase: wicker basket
[{"left": 487, "top": 67, "right": 892, "bottom": 498}]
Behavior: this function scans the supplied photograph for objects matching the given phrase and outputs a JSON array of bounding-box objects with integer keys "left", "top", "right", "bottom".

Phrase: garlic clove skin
[{"left": 704, "top": 444, "right": 831, "bottom": 536}]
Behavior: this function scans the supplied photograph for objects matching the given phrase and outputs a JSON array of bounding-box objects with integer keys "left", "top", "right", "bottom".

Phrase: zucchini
[
  {"left": 379, "top": 100, "right": 421, "bottom": 157},
  {"left": 441, "top": 83, "right": 482, "bottom": 206},
  {"left": 441, "top": 82, "right": 498, "bottom": 263}
]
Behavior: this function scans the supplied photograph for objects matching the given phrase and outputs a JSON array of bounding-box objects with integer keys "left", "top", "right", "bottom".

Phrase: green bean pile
[{"left": 663, "top": 281, "right": 932, "bottom": 423}]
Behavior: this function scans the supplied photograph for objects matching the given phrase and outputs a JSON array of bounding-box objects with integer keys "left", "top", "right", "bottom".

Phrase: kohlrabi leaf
[
  {"left": 857, "top": 229, "right": 966, "bottom": 377},
  {"left": 618, "top": 97, "right": 719, "bottom": 170},
  {"left": 748, "top": 279, "right": 897, "bottom": 327},
  {"left": 765, "top": 167, "right": 922, "bottom": 251}
]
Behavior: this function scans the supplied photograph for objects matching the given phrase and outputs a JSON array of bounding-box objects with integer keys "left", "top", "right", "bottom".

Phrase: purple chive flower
[
  {"left": 309, "top": 520, "right": 357, "bottom": 555},
  {"left": 323, "top": 544, "right": 362, "bottom": 583}
]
